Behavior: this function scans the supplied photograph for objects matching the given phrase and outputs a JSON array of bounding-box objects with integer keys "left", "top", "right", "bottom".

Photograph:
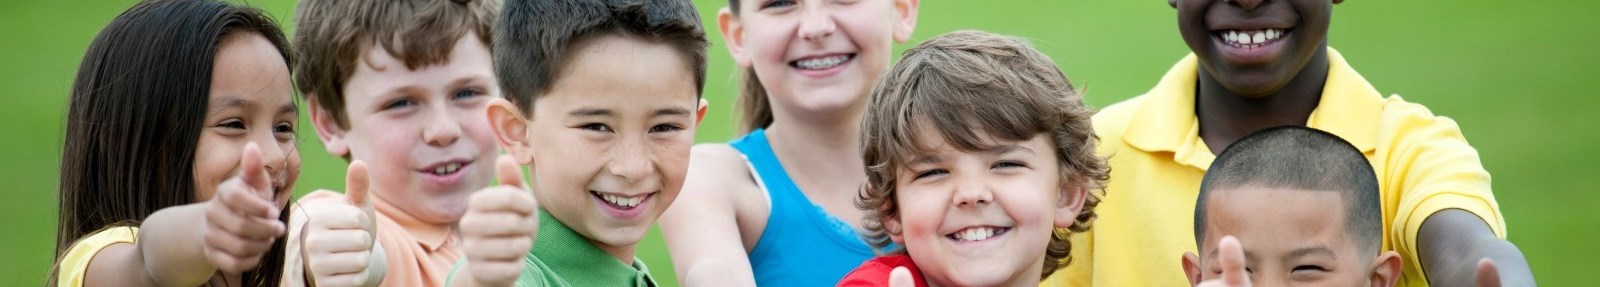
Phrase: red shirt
[{"left": 836, "top": 255, "right": 929, "bottom": 287}]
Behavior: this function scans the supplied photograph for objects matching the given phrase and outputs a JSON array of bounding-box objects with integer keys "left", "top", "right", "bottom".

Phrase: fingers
[
  {"left": 238, "top": 142, "right": 272, "bottom": 200},
  {"left": 1217, "top": 236, "right": 1250, "bottom": 287},
  {"left": 1477, "top": 258, "right": 1501, "bottom": 287},
  {"left": 345, "top": 160, "right": 370, "bottom": 207},
  {"left": 302, "top": 203, "right": 377, "bottom": 287},
  {"left": 468, "top": 260, "right": 524, "bottom": 287},
  {"left": 495, "top": 155, "right": 524, "bottom": 189},
  {"left": 888, "top": 266, "right": 915, "bottom": 287},
  {"left": 468, "top": 186, "right": 538, "bottom": 215}
]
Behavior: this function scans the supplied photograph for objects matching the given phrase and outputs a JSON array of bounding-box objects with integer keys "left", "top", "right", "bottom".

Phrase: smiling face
[
  {"left": 1174, "top": 0, "right": 1338, "bottom": 97},
  {"left": 516, "top": 34, "right": 701, "bottom": 263},
  {"left": 311, "top": 33, "right": 500, "bottom": 224},
  {"left": 890, "top": 130, "right": 1076, "bottom": 287},
  {"left": 193, "top": 31, "right": 299, "bottom": 208},
  {"left": 724, "top": 0, "right": 915, "bottom": 119},
  {"left": 1194, "top": 186, "right": 1377, "bottom": 286}
]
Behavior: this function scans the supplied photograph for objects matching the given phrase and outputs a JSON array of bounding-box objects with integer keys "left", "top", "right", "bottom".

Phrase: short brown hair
[
  {"left": 857, "top": 30, "right": 1109, "bottom": 280},
  {"left": 495, "top": 0, "right": 708, "bottom": 115},
  {"left": 293, "top": 0, "right": 499, "bottom": 127}
]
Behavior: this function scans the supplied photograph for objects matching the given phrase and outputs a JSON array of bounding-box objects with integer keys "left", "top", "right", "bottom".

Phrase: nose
[
  {"left": 1230, "top": 0, "right": 1265, "bottom": 11},
  {"left": 256, "top": 137, "right": 288, "bottom": 177},
  {"left": 951, "top": 175, "right": 993, "bottom": 207},
  {"left": 797, "top": 4, "right": 837, "bottom": 43},
  {"left": 606, "top": 136, "right": 653, "bottom": 184},
  {"left": 423, "top": 106, "right": 462, "bottom": 147}
]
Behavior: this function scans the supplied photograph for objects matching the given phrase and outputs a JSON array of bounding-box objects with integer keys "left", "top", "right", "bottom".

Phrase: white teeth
[
  {"left": 951, "top": 227, "right": 999, "bottom": 242},
  {"left": 598, "top": 192, "right": 646, "bottom": 208},
  {"left": 1221, "top": 29, "right": 1285, "bottom": 46},
  {"left": 432, "top": 163, "right": 462, "bottom": 175},
  {"left": 793, "top": 55, "right": 850, "bottom": 70}
]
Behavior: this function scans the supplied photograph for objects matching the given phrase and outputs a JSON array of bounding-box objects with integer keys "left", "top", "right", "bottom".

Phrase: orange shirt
[{"left": 284, "top": 190, "right": 462, "bottom": 287}]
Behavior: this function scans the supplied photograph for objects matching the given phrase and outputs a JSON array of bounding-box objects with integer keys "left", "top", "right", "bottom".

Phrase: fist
[
  {"left": 202, "top": 142, "right": 287, "bottom": 273},
  {"left": 302, "top": 161, "right": 379, "bottom": 286},
  {"left": 460, "top": 155, "right": 538, "bottom": 287}
]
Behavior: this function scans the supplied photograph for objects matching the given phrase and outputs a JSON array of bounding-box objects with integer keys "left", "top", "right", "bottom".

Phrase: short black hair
[
  {"left": 495, "top": 0, "right": 708, "bottom": 115},
  {"left": 1194, "top": 126, "right": 1382, "bottom": 253}
]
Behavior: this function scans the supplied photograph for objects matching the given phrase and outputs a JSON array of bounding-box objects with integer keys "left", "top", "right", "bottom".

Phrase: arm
[
  {"left": 658, "top": 145, "right": 762, "bottom": 287},
  {"left": 1418, "top": 209, "right": 1535, "bottom": 286}
]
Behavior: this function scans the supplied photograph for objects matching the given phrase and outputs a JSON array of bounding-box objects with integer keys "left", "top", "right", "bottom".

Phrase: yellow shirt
[
  {"left": 1044, "top": 49, "right": 1506, "bottom": 287},
  {"left": 56, "top": 226, "right": 138, "bottom": 287}
]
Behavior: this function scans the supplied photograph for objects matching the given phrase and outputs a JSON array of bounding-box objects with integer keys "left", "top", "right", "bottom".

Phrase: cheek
[
  {"left": 192, "top": 136, "right": 240, "bottom": 202},
  {"left": 895, "top": 188, "right": 945, "bottom": 237}
]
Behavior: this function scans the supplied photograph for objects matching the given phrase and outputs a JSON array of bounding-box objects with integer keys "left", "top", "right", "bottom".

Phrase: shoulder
[
  {"left": 685, "top": 143, "right": 760, "bottom": 197},
  {"left": 1373, "top": 95, "right": 1478, "bottom": 152},
  {"left": 57, "top": 226, "right": 140, "bottom": 287},
  {"left": 1091, "top": 94, "right": 1150, "bottom": 142}
]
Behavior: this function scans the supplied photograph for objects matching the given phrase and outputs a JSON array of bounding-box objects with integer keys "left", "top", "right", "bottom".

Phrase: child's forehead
[{"left": 1205, "top": 187, "right": 1351, "bottom": 245}]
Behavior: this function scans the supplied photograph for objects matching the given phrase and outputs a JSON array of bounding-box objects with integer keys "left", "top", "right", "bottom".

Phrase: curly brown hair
[{"left": 856, "top": 30, "right": 1109, "bottom": 280}]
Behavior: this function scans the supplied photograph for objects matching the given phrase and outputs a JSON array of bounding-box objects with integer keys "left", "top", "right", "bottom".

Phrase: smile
[
  {"left": 592, "top": 190, "right": 653, "bottom": 210},
  {"left": 947, "top": 226, "right": 1011, "bottom": 242},
  {"left": 1216, "top": 28, "right": 1290, "bottom": 48},
  {"left": 790, "top": 54, "right": 854, "bottom": 70}
]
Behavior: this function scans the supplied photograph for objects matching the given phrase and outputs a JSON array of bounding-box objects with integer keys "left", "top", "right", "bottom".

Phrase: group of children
[{"left": 51, "top": 0, "right": 1534, "bottom": 287}]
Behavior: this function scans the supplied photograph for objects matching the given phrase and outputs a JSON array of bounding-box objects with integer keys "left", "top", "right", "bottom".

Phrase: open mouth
[
  {"left": 789, "top": 53, "right": 855, "bottom": 70},
  {"left": 946, "top": 226, "right": 1011, "bottom": 242},
  {"left": 591, "top": 190, "right": 654, "bottom": 210},
  {"left": 426, "top": 162, "right": 465, "bottom": 176},
  {"left": 1213, "top": 28, "right": 1291, "bottom": 49}
]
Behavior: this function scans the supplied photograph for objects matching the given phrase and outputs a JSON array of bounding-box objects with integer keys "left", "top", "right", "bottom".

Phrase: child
[
  {"left": 54, "top": 0, "right": 298, "bottom": 286},
  {"left": 1183, "top": 126, "right": 1402, "bottom": 287},
  {"left": 1047, "top": 0, "right": 1534, "bottom": 286},
  {"left": 836, "top": 30, "right": 1107, "bottom": 287},
  {"left": 658, "top": 0, "right": 920, "bottom": 286},
  {"left": 283, "top": 0, "right": 501, "bottom": 285},
  {"left": 447, "top": 0, "right": 708, "bottom": 286}
]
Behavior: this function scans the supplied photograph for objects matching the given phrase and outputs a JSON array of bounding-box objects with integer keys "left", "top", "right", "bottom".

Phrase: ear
[
  {"left": 1369, "top": 251, "right": 1402, "bottom": 287},
  {"left": 695, "top": 98, "right": 709, "bottom": 127},
  {"left": 487, "top": 98, "right": 535, "bottom": 165},
  {"left": 307, "top": 95, "right": 349, "bottom": 157},
  {"left": 885, "top": 215, "right": 905, "bottom": 245},
  {"left": 1182, "top": 252, "right": 1203, "bottom": 287},
  {"left": 718, "top": 7, "right": 753, "bottom": 68},
  {"left": 1053, "top": 178, "right": 1090, "bottom": 228},
  {"left": 891, "top": 0, "right": 920, "bottom": 43}
]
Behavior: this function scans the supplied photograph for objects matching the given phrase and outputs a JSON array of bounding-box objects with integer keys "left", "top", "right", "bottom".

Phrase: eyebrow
[
  {"left": 1287, "top": 246, "right": 1338, "bottom": 259},
  {"left": 570, "top": 106, "right": 693, "bottom": 117},
  {"left": 903, "top": 144, "right": 1035, "bottom": 166},
  {"left": 211, "top": 96, "right": 255, "bottom": 110}
]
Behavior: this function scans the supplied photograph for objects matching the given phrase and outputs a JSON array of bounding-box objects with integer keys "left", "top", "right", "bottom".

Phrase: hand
[
  {"left": 888, "top": 266, "right": 916, "bottom": 287},
  {"left": 302, "top": 161, "right": 379, "bottom": 286},
  {"left": 1477, "top": 258, "right": 1501, "bottom": 287},
  {"left": 460, "top": 155, "right": 538, "bottom": 287},
  {"left": 202, "top": 142, "right": 287, "bottom": 273},
  {"left": 1197, "top": 236, "right": 1250, "bottom": 287}
]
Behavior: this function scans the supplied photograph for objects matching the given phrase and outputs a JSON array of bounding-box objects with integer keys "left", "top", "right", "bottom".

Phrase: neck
[
  {"left": 763, "top": 104, "right": 868, "bottom": 195},
  {"left": 1196, "top": 46, "right": 1330, "bottom": 155},
  {"left": 592, "top": 238, "right": 637, "bottom": 265}
]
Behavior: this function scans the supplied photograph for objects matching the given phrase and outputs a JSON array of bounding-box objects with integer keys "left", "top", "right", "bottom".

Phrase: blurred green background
[{"left": 3, "top": 0, "right": 1595, "bottom": 285}]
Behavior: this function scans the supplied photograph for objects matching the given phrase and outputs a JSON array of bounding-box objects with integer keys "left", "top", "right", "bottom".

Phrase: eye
[
  {"left": 579, "top": 123, "right": 612, "bottom": 132},
  {"left": 218, "top": 119, "right": 246, "bottom": 130},
  {"left": 913, "top": 169, "right": 948, "bottom": 180},
  {"left": 452, "top": 88, "right": 483, "bottom": 100},
  {"left": 760, "top": 0, "right": 795, "bottom": 9},
  {"left": 274, "top": 122, "right": 295, "bottom": 134},
  {"left": 649, "top": 123, "right": 685, "bottom": 133},
  {"left": 1292, "top": 265, "right": 1328, "bottom": 273},
  {"left": 991, "top": 161, "right": 1027, "bottom": 169},
  {"left": 382, "top": 98, "right": 414, "bottom": 110}
]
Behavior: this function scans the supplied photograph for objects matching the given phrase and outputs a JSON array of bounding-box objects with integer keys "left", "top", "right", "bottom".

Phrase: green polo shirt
[{"left": 448, "top": 209, "right": 658, "bottom": 287}]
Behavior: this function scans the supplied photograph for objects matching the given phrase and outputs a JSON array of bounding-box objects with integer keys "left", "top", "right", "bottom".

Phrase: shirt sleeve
[
  {"left": 1379, "top": 99, "right": 1506, "bottom": 284},
  {"left": 57, "top": 226, "right": 139, "bottom": 287}
]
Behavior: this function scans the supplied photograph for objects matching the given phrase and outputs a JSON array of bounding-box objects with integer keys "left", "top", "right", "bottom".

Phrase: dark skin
[{"left": 1170, "top": 0, "right": 1536, "bottom": 285}]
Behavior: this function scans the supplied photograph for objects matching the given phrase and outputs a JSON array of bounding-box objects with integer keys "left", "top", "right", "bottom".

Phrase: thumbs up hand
[
  {"left": 1197, "top": 236, "right": 1251, "bottom": 287},
  {"left": 459, "top": 155, "right": 539, "bottom": 287},
  {"left": 202, "top": 142, "right": 287, "bottom": 273},
  {"left": 887, "top": 266, "right": 917, "bottom": 287},
  {"left": 302, "top": 161, "right": 382, "bottom": 286}
]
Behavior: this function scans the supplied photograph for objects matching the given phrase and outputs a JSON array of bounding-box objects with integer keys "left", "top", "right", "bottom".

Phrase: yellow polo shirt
[{"left": 1044, "top": 49, "right": 1506, "bottom": 287}]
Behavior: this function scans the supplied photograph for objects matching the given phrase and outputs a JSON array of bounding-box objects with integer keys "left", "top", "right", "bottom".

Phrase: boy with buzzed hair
[
  {"left": 1045, "top": 0, "right": 1536, "bottom": 286},
  {"left": 447, "top": 0, "right": 709, "bottom": 286},
  {"left": 1184, "top": 126, "right": 1401, "bottom": 287}
]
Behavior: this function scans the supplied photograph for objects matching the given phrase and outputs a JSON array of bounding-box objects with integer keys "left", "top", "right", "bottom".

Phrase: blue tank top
[{"left": 732, "top": 129, "right": 875, "bottom": 287}]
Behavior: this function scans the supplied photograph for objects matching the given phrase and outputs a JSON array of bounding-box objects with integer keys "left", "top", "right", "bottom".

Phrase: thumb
[
  {"left": 346, "top": 160, "right": 371, "bottom": 207},
  {"left": 888, "top": 266, "right": 915, "bottom": 287},
  {"left": 1217, "top": 236, "right": 1250, "bottom": 287},
  {"left": 238, "top": 142, "right": 271, "bottom": 200},
  {"left": 495, "top": 155, "right": 524, "bottom": 190},
  {"left": 1476, "top": 258, "right": 1501, "bottom": 287}
]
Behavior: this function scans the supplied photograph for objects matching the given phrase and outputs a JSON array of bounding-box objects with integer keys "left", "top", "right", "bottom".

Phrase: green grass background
[{"left": 3, "top": 0, "right": 1595, "bottom": 285}]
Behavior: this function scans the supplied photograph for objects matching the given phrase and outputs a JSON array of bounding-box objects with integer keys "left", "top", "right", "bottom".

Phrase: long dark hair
[{"left": 56, "top": 0, "right": 292, "bottom": 286}]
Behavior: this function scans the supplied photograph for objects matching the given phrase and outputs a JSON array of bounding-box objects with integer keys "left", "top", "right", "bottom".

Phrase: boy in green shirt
[{"left": 446, "top": 0, "right": 709, "bottom": 286}]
